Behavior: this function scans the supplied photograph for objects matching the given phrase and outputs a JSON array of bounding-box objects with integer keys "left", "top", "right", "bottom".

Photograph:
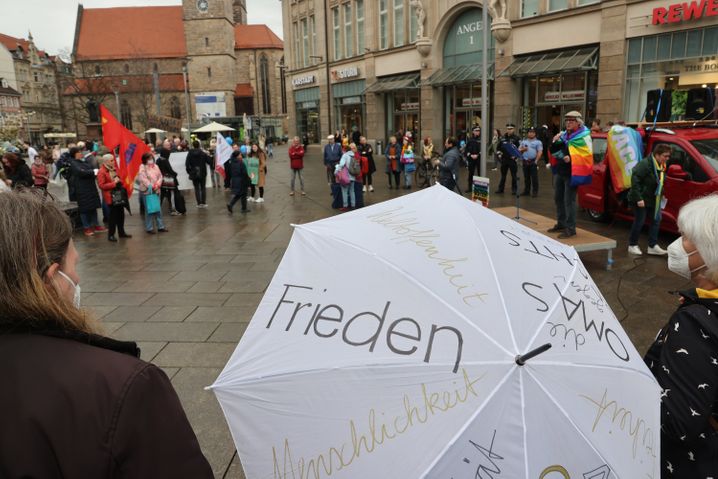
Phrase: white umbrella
[
  {"left": 210, "top": 185, "right": 660, "bottom": 479},
  {"left": 192, "top": 121, "right": 235, "bottom": 133},
  {"left": 143, "top": 128, "right": 166, "bottom": 134}
]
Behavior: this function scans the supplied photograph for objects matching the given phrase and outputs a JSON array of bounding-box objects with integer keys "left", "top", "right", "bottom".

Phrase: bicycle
[{"left": 417, "top": 152, "right": 441, "bottom": 188}]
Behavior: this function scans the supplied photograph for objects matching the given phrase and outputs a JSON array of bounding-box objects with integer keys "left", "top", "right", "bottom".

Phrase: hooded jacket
[{"left": 645, "top": 288, "right": 718, "bottom": 478}]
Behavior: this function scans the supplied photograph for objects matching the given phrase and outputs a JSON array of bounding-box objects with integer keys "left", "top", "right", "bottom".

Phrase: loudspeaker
[
  {"left": 646, "top": 89, "right": 672, "bottom": 122},
  {"left": 686, "top": 88, "right": 716, "bottom": 120}
]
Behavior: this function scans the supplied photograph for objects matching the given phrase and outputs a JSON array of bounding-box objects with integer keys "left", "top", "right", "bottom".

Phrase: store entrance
[
  {"left": 338, "top": 103, "right": 364, "bottom": 136},
  {"left": 535, "top": 104, "right": 583, "bottom": 135},
  {"left": 296, "top": 106, "right": 320, "bottom": 144}
]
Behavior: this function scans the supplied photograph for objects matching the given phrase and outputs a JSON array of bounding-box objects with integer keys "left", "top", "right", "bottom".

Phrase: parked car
[{"left": 578, "top": 125, "right": 718, "bottom": 233}]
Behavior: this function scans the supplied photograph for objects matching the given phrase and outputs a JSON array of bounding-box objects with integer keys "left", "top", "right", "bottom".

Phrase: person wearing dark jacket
[
  {"left": 69, "top": 148, "right": 106, "bottom": 237},
  {"left": 0, "top": 192, "right": 213, "bottom": 479},
  {"left": 627, "top": 144, "right": 671, "bottom": 256},
  {"left": 438, "top": 137, "right": 461, "bottom": 192},
  {"left": 157, "top": 148, "right": 181, "bottom": 215},
  {"left": 185, "top": 140, "right": 213, "bottom": 207},
  {"left": 465, "top": 126, "right": 481, "bottom": 192},
  {"left": 358, "top": 136, "right": 376, "bottom": 192},
  {"left": 1, "top": 152, "right": 33, "bottom": 189},
  {"left": 323, "top": 135, "right": 342, "bottom": 186},
  {"left": 226, "top": 151, "right": 250, "bottom": 213},
  {"left": 496, "top": 123, "right": 521, "bottom": 194},
  {"left": 644, "top": 194, "right": 718, "bottom": 479}
]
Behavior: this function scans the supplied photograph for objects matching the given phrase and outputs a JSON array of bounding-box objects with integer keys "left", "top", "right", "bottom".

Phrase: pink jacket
[{"left": 137, "top": 163, "right": 162, "bottom": 193}]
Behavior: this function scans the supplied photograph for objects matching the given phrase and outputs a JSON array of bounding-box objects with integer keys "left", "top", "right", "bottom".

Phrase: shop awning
[
  {"left": 364, "top": 73, "right": 420, "bottom": 93},
  {"left": 499, "top": 47, "right": 598, "bottom": 78},
  {"left": 422, "top": 64, "right": 494, "bottom": 87}
]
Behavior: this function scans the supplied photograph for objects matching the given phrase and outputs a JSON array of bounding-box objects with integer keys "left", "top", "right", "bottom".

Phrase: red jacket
[
  {"left": 97, "top": 164, "right": 120, "bottom": 205},
  {"left": 288, "top": 144, "right": 305, "bottom": 170}
]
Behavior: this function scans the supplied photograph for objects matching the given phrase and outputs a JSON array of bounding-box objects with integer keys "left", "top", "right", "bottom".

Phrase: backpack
[{"left": 348, "top": 155, "right": 361, "bottom": 176}]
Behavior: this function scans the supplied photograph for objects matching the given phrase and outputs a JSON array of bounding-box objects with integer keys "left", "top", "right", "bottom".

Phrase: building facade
[
  {"left": 67, "top": 0, "right": 286, "bottom": 139},
  {"left": 282, "top": 0, "right": 717, "bottom": 148},
  {"left": 0, "top": 32, "right": 65, "bottom": 145}
]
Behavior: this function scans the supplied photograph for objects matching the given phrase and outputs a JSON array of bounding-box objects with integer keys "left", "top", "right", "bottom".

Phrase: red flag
[
  {"left": 100, "top": 104, "right": 123, "bottom": 149},
  {"left": 117, "top": 129, "right": 151, "bottom": 197}
]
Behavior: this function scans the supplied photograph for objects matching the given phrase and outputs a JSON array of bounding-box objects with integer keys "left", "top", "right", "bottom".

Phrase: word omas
[
  {"left": 367, "top": 207, "right": 488, "bottom": 306},
  {"left": 500, "top": 230, "right": 630, "bottom": 362},
  {"left": 267, "top": 284, "right": 464, "bottom": 373}
]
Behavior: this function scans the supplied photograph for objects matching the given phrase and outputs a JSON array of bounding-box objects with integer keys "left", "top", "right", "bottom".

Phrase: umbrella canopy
[
  {"left": 211, "top": 185, "right": 660, "bottom": 479},
  {"left": 143, "top": 128, "right": 166, "bottom": 134},
  {"left": 193, "top": 121, "right": 235, "bottom": 133}
]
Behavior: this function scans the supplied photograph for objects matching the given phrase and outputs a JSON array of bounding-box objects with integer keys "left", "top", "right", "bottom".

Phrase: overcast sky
[{"left": 2, "top": 0, "right": 283, "bottom": 55}]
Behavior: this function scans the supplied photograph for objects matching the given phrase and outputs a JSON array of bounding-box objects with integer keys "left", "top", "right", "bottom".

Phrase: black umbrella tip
[{"left": 515, "top": 343, "right": 552, "bottom": 366}]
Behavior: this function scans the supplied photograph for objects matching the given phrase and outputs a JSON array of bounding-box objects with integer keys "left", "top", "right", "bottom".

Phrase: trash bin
[{"left": 376, "top": 139, "right": 383, "bottom": 155}]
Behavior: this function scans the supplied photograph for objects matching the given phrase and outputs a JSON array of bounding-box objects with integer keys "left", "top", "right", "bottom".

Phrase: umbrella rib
[
  {"left": 525, "top": 360, "right": 660, "bottom": 386},
  {"left": 419, "top": 364, "right": 518, "bottom": 478},
  {"left": 296, "top": 227, "right": 515, "bottom": 358},
  {"left": 523, "top": 368, "right": 622, "bottom": 478},
  {"left": 520, "top": 368, "right": 530, "bottom": 479}
]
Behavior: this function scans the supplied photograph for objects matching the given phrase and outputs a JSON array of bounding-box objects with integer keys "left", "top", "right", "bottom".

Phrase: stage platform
[{"left": 493, "top": 206, "right": 617, "bottom": 270}]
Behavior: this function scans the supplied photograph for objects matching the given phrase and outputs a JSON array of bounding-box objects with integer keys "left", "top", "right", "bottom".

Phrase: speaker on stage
[
  {"left": 646, "top": 89, "right": 672, "bottom": 122},
  {"left": 686, "top": 87, "right": 716, "bottom": 120}
]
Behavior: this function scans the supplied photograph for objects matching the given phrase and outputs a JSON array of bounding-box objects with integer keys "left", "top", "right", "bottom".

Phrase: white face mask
[
  {"left": 57, "top": 270, "right": 81, "bottom": 309},
  {"left": 667, "top": 237, "right": 705, "bottom": 280}
]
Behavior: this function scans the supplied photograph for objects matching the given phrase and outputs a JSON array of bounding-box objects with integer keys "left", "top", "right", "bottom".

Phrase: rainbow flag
[
  {"left": 566, "top": 126, "right": 593, "bottom": 187},
  {"left": 606, "top": 125, "right": 643, "bottom": 193}
]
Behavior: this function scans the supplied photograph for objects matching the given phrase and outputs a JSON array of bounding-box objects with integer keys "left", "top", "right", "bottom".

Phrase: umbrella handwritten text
[{"left": 267, "top": 284, "right": 465, "bottom": 373}]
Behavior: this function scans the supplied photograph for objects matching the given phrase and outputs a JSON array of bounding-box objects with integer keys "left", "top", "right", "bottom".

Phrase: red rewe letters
[{"left": 652, "top": 0, "right": 718, "bottom": 24}]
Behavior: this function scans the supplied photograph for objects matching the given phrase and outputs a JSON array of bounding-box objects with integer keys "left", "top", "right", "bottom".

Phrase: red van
[{"left": 578, "top": 125, "right": 718, "bottom": 233}]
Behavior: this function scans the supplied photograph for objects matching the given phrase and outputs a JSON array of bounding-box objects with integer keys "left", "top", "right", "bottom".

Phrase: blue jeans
[
  {"left": 629, "top": 205, "right": 661, "bottom": 247},
  {"left": 404, "top": 171, "right": 414, "bottom": 187},
  {"left": 79, "top": 210, "right": 99, "bottom": 229},
  {"left": 553, "top": 174, "right": 577, "bottom": 233},
  {"left": 143, "top": 195, "right": 165, "bottom": 232},
  {"left": 341, "top": 181, "right": 356, "bottom": 207}
]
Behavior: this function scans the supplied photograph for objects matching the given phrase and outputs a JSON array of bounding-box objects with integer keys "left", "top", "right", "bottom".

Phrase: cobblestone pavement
[{"left": 74, "top": 143, "right": 684, "bottom": 477}]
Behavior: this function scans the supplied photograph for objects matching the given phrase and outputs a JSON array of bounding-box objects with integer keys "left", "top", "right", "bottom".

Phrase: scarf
[{"left": 652, "top": 156, "right": 666, "bottom": 221}]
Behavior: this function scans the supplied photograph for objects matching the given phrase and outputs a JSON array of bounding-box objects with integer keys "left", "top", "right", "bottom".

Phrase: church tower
[
  {"left": 182, "top": 0, "right": 237, "bottom": 119},
  {"left": 233, "top": 0, "right": 247, "bottom": 25}
]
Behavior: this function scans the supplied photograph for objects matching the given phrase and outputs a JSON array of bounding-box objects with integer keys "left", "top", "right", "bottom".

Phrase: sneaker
[
  {"left": 158, "top": 228, "right": 169, "bottom": 233},
  {"left": 83, "top": 228, "right": 94, "bottom": 237},
  {"left": 289, "top": 191, "right": 295, "bottom": 196},
  {"left": 94, "top": 226, "right": 107, "bottom": 232},
  {"left": 647, "top": 245, "right": 668, "bottom": 256},
  {"left": 369, "top": 185, "right": 374, "bottom": 192},
  {"left": 627, "top": 245, "right": 643, "bottom": 255},
  {"left": 362, "top": 186, "right": 367, "bottom": 192},
  {"left": 256, "top": 198, "right": 264, "bottom": 203},
  {"left": 301, "top": 191, "right": 306, "bottom": 196},
  {"left": 108, "top": 235, "right": 117, "bottom": 242},
  {"left": 248, "top": 197, "right": 255, "bottom": 202},
  {"left": 558, "top": 229, "right": 576, "bottom": 239},
  {"left": 170, "top": 210, "right": 180, "bottom": 216}
]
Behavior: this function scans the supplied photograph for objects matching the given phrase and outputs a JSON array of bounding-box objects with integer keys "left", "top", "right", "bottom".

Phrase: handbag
[
  {"left": 335, "top": 166, "right": 351, "bottom": 186},
  {"left": 162, "top": 175, "right": 176, "bottom": 188},
  {"left": 360, "top": 156, "right": 369, "bottom": 175},
  {"left": 110, "top": 185, "right": 128, "bottom": 207},
  {"left": 145, "top": 193, "right": 161, "bottom": 214}
]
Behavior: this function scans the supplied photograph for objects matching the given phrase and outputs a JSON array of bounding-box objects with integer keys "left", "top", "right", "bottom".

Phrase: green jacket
[{"left": 628, "top": 155, "right": 662, "bottom": 207}]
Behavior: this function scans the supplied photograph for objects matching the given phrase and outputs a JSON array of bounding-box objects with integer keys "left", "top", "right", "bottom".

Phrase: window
[
  {"left": 410, "top": 0, "right": 418, "bottom": 43},
  {"left": 310, "top": 16, "right": 317, "bottom": 62},
  {"left": 333, "top": 7, "right": 341, "bottom": 61},
  {"left": 393, "top": 0, "right": 404, "bottom": 47},
  {"left": 120, "top": 100, "right": 133, "bottom": 130},
  {"left": 124, "top": 63, "right": 130, "bottom": 73},
  {"left": 260, "top": 55, "right": 271, "bottom": 114},
  {"left": 94, "top": 65, "right": 101, "bottom": 75},
  {"left": 592, "top": 138, "right": 607, "bottom": 164},
  {"left": 33, "top": 71, "right": 40, "bottom": 82},
  {"left": 301, "top": 18, "right": 309, "bottom": 67},
  {"left": 207, "top": 67, "right": 212, "bottom": 78},
  {"left": 548, "top": 0, "right": 568, "bottom": 12},
  {"left": 170, "top": 96, "right": 181, "bottom": 118},
  {"left": 693, "top": 140, "right": 718, "bottom": 175},
  {"left": 205, "top": 37, "right": 209, "bottom": 47},
  {"left": 660, "top": 143, "right": 710, "bottom": 182},
  {"left": 577, "top": 0, "right": 599, "bottom": 4},
  {"left": 521, "top": 0, "right": 540, "bottom": 17},
  {"left": 356, "top": 1, "right": 365, "bottom": 54},
  {"left": 293, "top": 22, "right": 300, "bottom": 68},
  {"left": 344, "top": 3, "right": 353, "bottom": 58},
  {"left": 379, "top": 0, "right": 388, "bottom": 50}
]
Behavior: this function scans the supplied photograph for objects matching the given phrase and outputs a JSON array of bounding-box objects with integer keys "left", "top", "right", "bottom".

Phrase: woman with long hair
[
  {"left": 2, "top": 152, "right": 33, "bottom": 188},
  {"left": 97, "top": 155, "right": 131, "bottom": 242},
  {"left": 247, "top": 142, "right": 267, "bottom": 203},
  {"left": 0, "top": 191, "right": 212, "bottom": 477}
]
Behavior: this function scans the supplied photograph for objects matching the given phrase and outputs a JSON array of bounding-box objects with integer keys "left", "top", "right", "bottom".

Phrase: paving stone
[
  {"left": 136, "top": 341, "right": 168, "bottom": 361},
  {"left": 103, "top": 271, "right": 180, "bottom": 282},
  {"left": 173, "top": 270, "right": 228, "bottom": 282},
  {"left": 113, "top": 280, "right": 196, "bottom": 293},
  {"left": 147, "top": 306, "right": 197, "bottom": 322},
  {"left": 143, "top": 292, "right": 231, "bottom": 307},
  {"left": 104, "top": 306, "right": 163, "bottom": 322},
  {"left": 186, "top": 306, "right": 256, "bottom": 323},
  {"left": 81, "top": 280, "right": 126, "bottom": 293},
  {"left": 142, "top": 262, "right": 204, "bottom": 272},
  {"left": 111, "top": 322, "right": 219, "bottom": 342},
  {"left": 159, "top": 367, "right": 180, "bottom": 380},
  {"left": 154, "top": 342, "right": 236, "bottom": 368},
  {"left": 82, "top": 292, "right": 154, "bottom": 306},
  {"left": 186, "top": 282, "right": 226, "bottom": 293},
  {"left": 85, "top": 305, "right": 117, "bottom": 319},
  {"left": 223, "top": 293, "right": 263, "bottom": 308},
  {"left": 101, "top": 321, "right": 126, "bottom": 335},
  {"left": 207, "top": 323, "right": 250, "bottom": 342},
  {"left": 217, "top": 280, "right": 270, "bottom": 294},
  {"left": 196, "top": 262, "right": 254, "bottom": 273}
]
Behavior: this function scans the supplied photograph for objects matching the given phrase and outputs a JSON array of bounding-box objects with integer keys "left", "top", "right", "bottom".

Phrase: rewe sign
[{"left": 651, "top": 0, "right": 718, "bottom": 24}]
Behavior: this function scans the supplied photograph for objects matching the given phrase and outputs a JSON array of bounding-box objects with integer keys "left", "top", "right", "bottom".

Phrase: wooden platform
[{"left": 493, "top": 206, "right": 617, "bottom": 269}]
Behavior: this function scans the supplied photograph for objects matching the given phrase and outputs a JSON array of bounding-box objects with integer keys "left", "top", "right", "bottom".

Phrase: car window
[
  {"left": 656, "top": 142, "right": 710, "bottom": 183},
  {"left": 592, "top": 138, "right": 607, "bottom": 164},
  {"left": 692, "top": 139, "right": 718, "bottom": 176}
]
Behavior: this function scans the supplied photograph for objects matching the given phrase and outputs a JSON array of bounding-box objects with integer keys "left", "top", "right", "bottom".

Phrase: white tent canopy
[
  {"left": 143, "top": 128, "right": 166, "bottom": 134},
  {"left": 192, "top": 122, "right": 235, "bottom": 133}
]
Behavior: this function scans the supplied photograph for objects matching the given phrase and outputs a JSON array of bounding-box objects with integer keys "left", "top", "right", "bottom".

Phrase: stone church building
[{"left": 66, "top": 0, "right": 286, "bottom": 139}]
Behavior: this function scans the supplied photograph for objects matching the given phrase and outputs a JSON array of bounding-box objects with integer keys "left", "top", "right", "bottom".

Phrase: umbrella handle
[{"left": 515, "top": 343, "right": 552, "bottom": 366}]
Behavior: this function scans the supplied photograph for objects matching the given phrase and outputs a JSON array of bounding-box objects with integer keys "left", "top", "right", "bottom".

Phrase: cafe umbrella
[{"left": 210, "top": 185, "right": 660, "bottom": 479}]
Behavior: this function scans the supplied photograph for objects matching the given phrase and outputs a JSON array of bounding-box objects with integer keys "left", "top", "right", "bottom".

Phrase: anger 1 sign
[{"left": 652, "top": 0, "right": 718, "bottom": 24}]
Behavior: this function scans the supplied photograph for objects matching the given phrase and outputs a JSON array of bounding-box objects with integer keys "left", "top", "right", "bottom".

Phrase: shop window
[
  {"left": 333, "top": 7, "right": 341, "bottom": 60},
  {"left": 671, "top": 32, "right": 686, "bottom": 59},
  {"left": 548, "top": 0, "right": 568, "bottom": 12},
  {"left": 344, "top": 3, "right": 353, "bottom": 58},
  {"left": 657, "top": 36, "right": 671, "bottom": 62},
  {"left": 659, "top": 143, "right": 709, "bottom": 183},
  {"left": 686, "top": 30, "right": 702, "bottom": 58},
  {"left": 592, "top": 138, "right": 607, "bottom": 164},
  {"left": 393, "top": 0, "right": 404, "bottom": 47},
  {"left": 521, "top": 0, "right": 540, "bottom": 17},
  {"left": 703, "top": 27, "right": 718, "bottom": 55},
  {"left": 642, "top": 37, "right": 657, "bottom": 63},
  {"left": 379, "top": 0, "right": 388, "bottom": 50},
  {"left": 356, "top": 1, "right": 365, "bottom": 53}
]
